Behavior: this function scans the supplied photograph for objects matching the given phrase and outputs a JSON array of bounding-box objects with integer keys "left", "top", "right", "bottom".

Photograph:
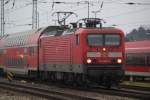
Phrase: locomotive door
[{"left": 38, "top": 38, "right": 47, "bottom": 72}]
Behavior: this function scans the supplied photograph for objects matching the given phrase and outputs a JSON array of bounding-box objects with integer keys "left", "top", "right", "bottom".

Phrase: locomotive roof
[
  {"left": 75, "top": 27, "right": 124, "bottom": 35},
  {"left": 125, "top": 40, "right": 150, "bottom": 53}
]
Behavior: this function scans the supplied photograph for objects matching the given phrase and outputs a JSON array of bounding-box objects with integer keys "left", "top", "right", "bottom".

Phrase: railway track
[
  {"left": 120, "top": 84, "right": 150, "bottom": 92},
  {"left": 89, "top": 86, "right": 150, "bottom": 100},
  {"left": 0, "top": 78, "right": 149, "bottom": 100},
  {"left": 0, "top": 79, "right": 96, "bottom": 100}
]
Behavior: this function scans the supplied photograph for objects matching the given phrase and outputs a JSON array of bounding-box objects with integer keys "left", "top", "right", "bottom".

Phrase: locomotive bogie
[{"left": 39, "top": 64, "right": 84, "bottom": 73}]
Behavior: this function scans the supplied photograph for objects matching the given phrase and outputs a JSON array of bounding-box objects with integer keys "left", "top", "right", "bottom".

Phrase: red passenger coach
[
  {"left": 0, "top": 18, "right": 125, "bottom": 88},
  {"left": 0, "top": 29, "right": 42, "bottom": 75},
  {"left": 125, "top": 40, "right": 150, "bottom": 78},
  {"left": 0, "top": 26, "right": 60, "bottom": 76}
]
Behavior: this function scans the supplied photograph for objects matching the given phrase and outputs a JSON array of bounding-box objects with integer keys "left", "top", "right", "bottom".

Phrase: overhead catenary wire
[
  {"left": 3, "top": 0, "right": 150, "bottom": 34},
  {"left": 5, "top": 3, "right": 32, "bottom": 13},
  {"left": 5, "top": 1, "right": 150, "bottom": 13},
  {"left": 1, "top": 0, "right": 5, "bottom": 36},
  {"left": 105, "top": 7, "right": 150, "bottom": 19},
  {"left": 109, "top": 19, "right": 150, "bottom": 27}
]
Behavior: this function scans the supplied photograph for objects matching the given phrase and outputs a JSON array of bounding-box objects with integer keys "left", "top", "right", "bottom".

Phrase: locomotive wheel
[
  {"left": 104, "top": 82, "right": 111, "bottom": 88},
  {"left": 63, "top": 73, "right": 69, "bottom": 85},
  {"left": 75, "top": 74, "right": 83, "bottom": 86},
  {"left": 51, "top": 72, "right": 56, "bottom": 82},
  {"left": 99, "top": 75, "right": 104, "bottom": 85},
  {"left": 104, "top": 76, "right": 112, "bottom": 88},
  {"left": 67, "top": 73, "right": 74, "bottom": 85},
  {"left": 42, "top": 71, "right": 48, "bottom": 81}
]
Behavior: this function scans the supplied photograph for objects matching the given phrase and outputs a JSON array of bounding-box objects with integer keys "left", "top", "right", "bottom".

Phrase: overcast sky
[{"left": 2, "top": 0, "right": 150, "bottom": 34}]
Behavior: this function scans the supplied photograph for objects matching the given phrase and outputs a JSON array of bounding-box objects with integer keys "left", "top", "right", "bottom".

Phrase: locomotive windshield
[
  {"left": 88, "top": 35, "right": 103, "bottom": 46},
  {"left": 87, "top": 34, "right": 120, "bottom": 46}
]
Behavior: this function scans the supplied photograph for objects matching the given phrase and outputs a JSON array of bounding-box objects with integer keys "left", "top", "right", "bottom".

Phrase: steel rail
[
  {"left": 0, "top": 80, "right": 96, "bottom": 100},
  {"left": 120, "top": 84, "right": 150, "bottom": 92},
  {"left": 87, "top": 85, "right": 150, "bottom": 100},
  {"left": 0, "top": 78, "right": 149, "bottom": 100}
]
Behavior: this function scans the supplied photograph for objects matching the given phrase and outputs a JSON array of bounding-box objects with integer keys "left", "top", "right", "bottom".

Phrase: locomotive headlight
[
  {"left": 19, "top": 54, "right": 24, "bottom": 59},
  {"left": 102, "top": 47, "right": 106, "bottom": 52},
  {"left": 87, "top": 58, "right": 92, "bottom": 64},
  {"left": 117, "top": 58, "right": 122, "bottom": 64}
]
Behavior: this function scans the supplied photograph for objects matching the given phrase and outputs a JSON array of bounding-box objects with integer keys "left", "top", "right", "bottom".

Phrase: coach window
[
  {"left": 18, "top": 58, "right": 21, "bottom": 65},
  {"left": 6, "top": 58, "right": 9, "bottom": 65},
  {"left": 29, "top": 47, "right": 35, "bottom": 56},
  {"left": 24, "top": 56, "right": 27, "bottom": 65},
  {"left": 134, "top": 54, "right": 146, "bottom": 66},
  {"left": 12, "top": 58, "right": 14, "bottom": 65},
  {"left": 147, "top": 54, "right": 150, "bottom": 66},
  {"left": 8, "top": 58, "right": 11, "bottom": 65},
  {"left": 126, "top": 54, "right": 134, "bottom": 65},
  {"left": 10, "top": 58, "right": 12, "bottom": 65},
  {"left": 24, "top": 48, "right": 27, "bottom": 54},
  {"left": 4, "top": 50, "right": 7, "bottom": 54},
  {"left": 126, "top": 53, "right": 146, "bottom": 66},
  {"left": 5, "top": 59, "right": 8, "bottom": 65},
  {"left": 0, "top": 49, "right": 3, "bottom": 56}
]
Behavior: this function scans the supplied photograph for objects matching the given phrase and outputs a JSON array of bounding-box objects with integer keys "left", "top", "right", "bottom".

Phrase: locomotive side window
[
  {"left": 87, "top": 35, "right": 103, "bottom": 46},
  {"left": 76, "top": 35, "right": 80, "bottom": 45},
  {"left": 105, "top": 35, "right": 120, "bottom": 46}
]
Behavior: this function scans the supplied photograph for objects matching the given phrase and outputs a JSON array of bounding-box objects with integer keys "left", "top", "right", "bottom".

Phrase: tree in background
[{"left": 126, "top": 26, "right": 150, "bottom": 41}]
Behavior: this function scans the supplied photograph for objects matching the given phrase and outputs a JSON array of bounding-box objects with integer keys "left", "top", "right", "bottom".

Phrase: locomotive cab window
[
  {"left": 87, "top": 34, "right": 120, "bottom": 46},
  {"left": 105, "top": 35, "right": 120, "bottom": 46},
  {"left": 87, "top": 35, "right": 103, "bottom": 46}
]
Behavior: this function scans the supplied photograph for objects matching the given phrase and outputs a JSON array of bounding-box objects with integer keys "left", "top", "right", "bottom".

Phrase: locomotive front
[{"left": 77, "top": 18, "right": 125, "bottom": 87}]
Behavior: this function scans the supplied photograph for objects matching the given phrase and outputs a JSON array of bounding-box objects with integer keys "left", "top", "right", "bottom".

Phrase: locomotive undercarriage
[
  {"left": 37, "top": 71, "right": 88, "bottom": 86},
  {"left": 86, "top": 64, "right": 124, "bottom": 88},
  {"left": 0, "top": 64, "right": 123, "bottom": 88},
  {"left": 37, "top": 64, "right": 89, "bottom": 86},
  {"left": 35, "top": 64, "right": 124, "bottom": 88}
]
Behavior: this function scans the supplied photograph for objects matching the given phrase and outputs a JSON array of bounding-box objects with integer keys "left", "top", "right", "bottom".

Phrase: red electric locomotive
[
  {"left": 0, "top": 18, "right": 125, "bottom": 87},
  {"left": 125, "top": 40, "right": 150, "bottom": 80}
]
